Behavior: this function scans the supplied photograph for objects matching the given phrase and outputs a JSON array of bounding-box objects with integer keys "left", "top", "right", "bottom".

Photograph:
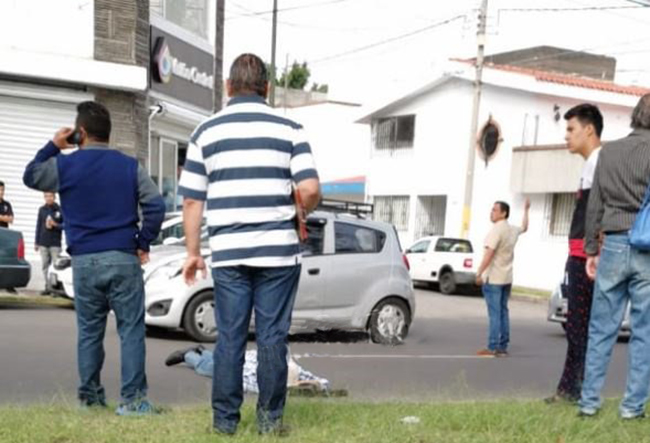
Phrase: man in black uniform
[{"left": 0, "top": 181, "right": 14, "bottom": 228}]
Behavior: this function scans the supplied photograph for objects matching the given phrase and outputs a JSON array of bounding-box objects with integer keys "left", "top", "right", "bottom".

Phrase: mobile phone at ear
[{"left": 66, "top": 130, "right": 82, "bottom": 145}]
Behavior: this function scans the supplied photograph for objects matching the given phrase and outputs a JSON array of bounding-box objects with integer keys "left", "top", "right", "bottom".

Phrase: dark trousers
[
  {"left": 211, "top": 265, "right": 301, "bottom": 434},
  {"left": 556, "top": 255, "right": 594, "bottom": 399}
]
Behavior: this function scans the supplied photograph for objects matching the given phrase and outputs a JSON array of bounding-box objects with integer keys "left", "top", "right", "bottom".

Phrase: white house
[
  {"left": 283, "top": 100, "right": 368, "bottom": 202},
  {"left": 358, "top": 60, "right": 650, "bottom": 290}
]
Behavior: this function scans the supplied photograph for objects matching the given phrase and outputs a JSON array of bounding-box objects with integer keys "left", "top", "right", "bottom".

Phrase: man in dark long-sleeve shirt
[
  {"left": 23, "top": 101, "right": 165, "bottom": 416},
  {"left": 35, "top": 192, "right": 63, "bottom": 295},
  {"left": 579, "top": 93, "right": 650, "bottom": 419}
]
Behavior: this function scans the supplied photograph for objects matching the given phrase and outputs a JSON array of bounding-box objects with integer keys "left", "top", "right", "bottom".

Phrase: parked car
[
  {"left": 150, "top": 212, "right": 207, "bottom": 246},
  {"left": 49, "top": 211, "right": 416, "bottom": 345},
  {"left": 405, "top": 236, "right": 476, "bottom": 294},
  {"left": 0, "top": 227, "right": 31, "bottom": 289},
  {"left": 49, "top": 214, "right": 207, "bottom": 297},
  {"left": 547, "top": 281, "right": 631, "bottom": 334}
]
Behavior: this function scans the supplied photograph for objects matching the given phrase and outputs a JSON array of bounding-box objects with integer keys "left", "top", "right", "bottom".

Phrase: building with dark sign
[{"left": 0, "top": 0, "right": 222, "bottom": 255}]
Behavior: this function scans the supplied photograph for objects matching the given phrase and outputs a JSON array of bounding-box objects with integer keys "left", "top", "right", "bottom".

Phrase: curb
[{"left": 511, "top": 293, "right": 549, "bottom": 305}]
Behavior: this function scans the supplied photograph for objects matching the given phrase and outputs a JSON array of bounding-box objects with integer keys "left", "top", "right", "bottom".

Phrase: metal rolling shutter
[{"left": 0, "top": 93, "right": 83, "bottom": 258}]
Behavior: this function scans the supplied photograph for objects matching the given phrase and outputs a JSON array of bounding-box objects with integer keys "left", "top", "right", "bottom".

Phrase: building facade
[
  {"left": 359, "top": 61, "right": 650, "bottom": 290},
  {"left": 0, "top": 0, "right": 221, "bottom": 257}
]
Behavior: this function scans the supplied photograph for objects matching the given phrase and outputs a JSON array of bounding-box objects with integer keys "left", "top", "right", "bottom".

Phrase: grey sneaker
[{"left": 115, "top": 399, "right": 160, "bottom": 416}]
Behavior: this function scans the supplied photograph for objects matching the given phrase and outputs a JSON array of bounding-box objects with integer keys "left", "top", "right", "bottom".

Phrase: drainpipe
[{"left": 147, "top": 103, "right": 166, "bottom": 173}]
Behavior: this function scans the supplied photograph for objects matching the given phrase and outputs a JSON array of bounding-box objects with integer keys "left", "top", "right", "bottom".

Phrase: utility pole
[
  {"left": 283, "top": 53, "right": 289, "bottom": 113},
  {"left": 460, "top": 0, "right": 488, "bottom": 239},
  {"left": 269, "top": 0, "right": 278, "bottom": 107},
  {"left": 213, "top": 0, "right": 225, "bottom": 113}
]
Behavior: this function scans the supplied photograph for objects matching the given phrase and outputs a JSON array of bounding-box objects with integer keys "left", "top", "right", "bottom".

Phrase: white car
[
  {"left": 405, "top": 236, "right": 477, "bottom": 294},
  {"left": 49, "top": 214, "right": 204, "bottom": 298},
  {"left": 50, "top": 210, "right": 416, "bottom": 345}
]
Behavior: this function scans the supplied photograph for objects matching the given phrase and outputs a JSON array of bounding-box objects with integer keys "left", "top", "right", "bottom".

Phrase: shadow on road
[{"left": 146, "top": 326, "right": 370, "bottom": 344}]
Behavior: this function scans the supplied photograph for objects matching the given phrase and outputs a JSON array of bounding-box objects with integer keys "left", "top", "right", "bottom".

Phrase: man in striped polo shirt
[{"left": 178, "top": 53, "right": 320, "bottom": 436}]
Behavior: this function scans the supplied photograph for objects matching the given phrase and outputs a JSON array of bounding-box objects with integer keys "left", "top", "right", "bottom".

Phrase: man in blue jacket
[{"left": 23, "top": 101, "right": 166, "bottom": 415}]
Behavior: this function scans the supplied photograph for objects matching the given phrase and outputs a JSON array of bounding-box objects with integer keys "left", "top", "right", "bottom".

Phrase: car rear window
[
  {"left": 435, "top": 238, "right": 473, "bottom": 253},
  {"left": 334, "top": 222, "right": 386, "bottom": 254}
]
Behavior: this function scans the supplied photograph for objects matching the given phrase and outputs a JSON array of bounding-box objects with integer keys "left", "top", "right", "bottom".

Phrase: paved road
[{"left": 0, "top": 289, "right": 631, "bottom": 405}]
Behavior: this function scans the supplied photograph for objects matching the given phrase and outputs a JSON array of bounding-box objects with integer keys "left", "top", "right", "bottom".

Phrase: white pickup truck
[{"left": 405, "top": 236, "right": 477, "bottom": 294}]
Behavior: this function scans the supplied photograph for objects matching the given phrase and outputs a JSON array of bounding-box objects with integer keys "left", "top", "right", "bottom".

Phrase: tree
[
  {"left": 310, "top": 83, "right": 329, "bottom": 93},
  {"left": 278, "top": 61, "right": 311, "bottom": 90}
]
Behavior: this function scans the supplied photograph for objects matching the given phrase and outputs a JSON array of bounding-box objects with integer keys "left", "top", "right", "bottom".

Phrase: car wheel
[
  {"left": 439, "top": 272, "right": 456, "bottom": 295},
  {"left": 369, "top": 297, "right": 411, "bottom": 345},
  {"left": 183, "top": 291, "right": 217, "bottom": 342}
]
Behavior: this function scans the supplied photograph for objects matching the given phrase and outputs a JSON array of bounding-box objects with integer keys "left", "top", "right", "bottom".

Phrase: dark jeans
[
  {"left": 482, "top": 283, "right": 512, "bottom": 351},
  {"left": 556, "top": 256, "right": 593, "bottom": 399},
  {"left": 72, "top": 250, "right": 147, "bottom": 405},
  {"left": 211, "top": 265, "right": 301, "bottom": 434}
]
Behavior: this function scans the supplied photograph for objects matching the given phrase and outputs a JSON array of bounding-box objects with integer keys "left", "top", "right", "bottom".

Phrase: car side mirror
[{"left": 405, "top": 248, "right": 411, "bottom": 254}]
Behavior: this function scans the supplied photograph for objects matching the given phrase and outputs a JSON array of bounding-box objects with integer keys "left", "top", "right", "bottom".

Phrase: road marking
[{"left": 294, "top": 354, "right": 495, "bottom": 360}]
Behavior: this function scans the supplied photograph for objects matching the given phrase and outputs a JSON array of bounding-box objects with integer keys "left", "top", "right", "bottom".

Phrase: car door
[
  {"left": 293, "top": 217, "right": 331, "bottom": 322},
  {"left": 405, "top": 239, "right": 431, "bottom": 281},
  {"left": 318, "top": 221, "right": 388, "bottom": 326}
]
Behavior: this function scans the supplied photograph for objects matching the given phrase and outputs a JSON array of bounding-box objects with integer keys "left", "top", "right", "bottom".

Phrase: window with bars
[
  {"left": 371, "top": 115, "right": 415, "bottom": 151},
  {"left": 373, "top": 196, "right": 410, "bottom": 231},
  {"left": 547, "top": 193, "right": 575, "bottom": 237}
]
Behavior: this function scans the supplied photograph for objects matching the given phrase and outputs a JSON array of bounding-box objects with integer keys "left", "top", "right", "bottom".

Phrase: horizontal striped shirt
[
  {"left": 178, "top": 94, "right": 319, "bottom": 267},
  {"left": 585, "top": 128, "right": 650, "bottom": 255}
]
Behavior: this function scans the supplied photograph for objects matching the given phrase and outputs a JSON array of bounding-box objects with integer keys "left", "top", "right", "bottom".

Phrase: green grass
[
  {"left": 512, "top": 286, "right": 552, "bottom": 300},
  {"left": 1, "top": 399, "right": 649, "bottom": 443},
  {"left": 0, "top": 293, "right": 73, "bottom": 308}
]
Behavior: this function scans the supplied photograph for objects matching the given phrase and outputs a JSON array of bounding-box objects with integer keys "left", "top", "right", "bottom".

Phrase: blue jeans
[
  {"left": 579, "top": 233, "right": 650, "bottom": 416},
  {"left": 482, "top": 283, "right": 511, "bottom": 351},
  {"left": 185, "top": 350, "right": 213, "bottom": 377},
  {"left": 72, "top": 250, "right": 147, "bottom": 405},
  {"left": 211, "top": 265, "right": 301, "bottom": 433}
]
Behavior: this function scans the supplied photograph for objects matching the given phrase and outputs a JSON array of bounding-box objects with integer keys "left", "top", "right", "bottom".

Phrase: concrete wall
[
  {"left": 0, "top": 0, "right": 94, "bottom": 58},
  {"left": 94, "top": 0, "right": 150, "bottom": 165},
  {"left": 284, "top": 103, "right": 368, "bottom": 183}
]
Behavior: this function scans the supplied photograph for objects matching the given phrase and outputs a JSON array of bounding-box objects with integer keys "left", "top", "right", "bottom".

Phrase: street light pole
[
  {"left": 269, "top": 0, "right": 278, "bottom": 107},
  {"left": 460, "top": 0, "right": 488, "bottom": 239}
]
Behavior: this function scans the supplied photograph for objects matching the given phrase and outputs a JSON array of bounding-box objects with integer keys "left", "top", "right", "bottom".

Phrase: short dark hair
[
  {"left": 229, "top": 53, "right": 268, "bottom": 97},
  {"left": 631, "top": 94, "right": 650, "bottom": 130},
  {"left": 0, "top": 181, "right": 4, "bottom": 188},
  {"left": 495, "top": 201, "right": 510, "bottom": 219},
  {"left": 76, "top": 101, "right": 111, "bottom": 142},
  {"left": 564, "top": 103, "right": 604, "bottom": 138}
]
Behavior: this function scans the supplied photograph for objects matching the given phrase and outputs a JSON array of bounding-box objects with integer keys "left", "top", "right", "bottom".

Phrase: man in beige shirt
[{"left": 475, "top": 199, "right": 530, "bottom": 357}]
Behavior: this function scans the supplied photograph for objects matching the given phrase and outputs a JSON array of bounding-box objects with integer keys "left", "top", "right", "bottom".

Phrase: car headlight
[{"left": 148, "top": 259, "right": 183, "bottom": 281}]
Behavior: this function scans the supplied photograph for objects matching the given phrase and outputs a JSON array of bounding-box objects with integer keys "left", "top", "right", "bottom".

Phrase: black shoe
[
  {"left": 5, "top": 288, "right": 17, "bottom": 294},
  {"left": 164, "top": 346, "right": 204, "bottom": 366},
  {"left": 544, "top": 393, "right": 578, "bottom": 405},
  {"left": 40, "top": 290, "right": 51, "bottom": 296}
]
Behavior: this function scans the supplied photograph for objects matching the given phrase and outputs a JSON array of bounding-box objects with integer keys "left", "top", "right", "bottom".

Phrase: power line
[
  {"left": 498, "top": 5, "right": 647, "bottom": 12},
  {"left": 310, "top": 14, "right": 467, "bottom": 65},
  {"left": 226, "top": 0, "right": 353, "bottom": 20}
]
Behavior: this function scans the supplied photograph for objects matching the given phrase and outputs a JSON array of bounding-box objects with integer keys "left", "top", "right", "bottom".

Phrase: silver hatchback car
[
  {"left": 144, "top": 209, "right": 415, "bottom": 345},
  {"left": 547, "top": 280, "right": 631, "bottom": 334}
]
